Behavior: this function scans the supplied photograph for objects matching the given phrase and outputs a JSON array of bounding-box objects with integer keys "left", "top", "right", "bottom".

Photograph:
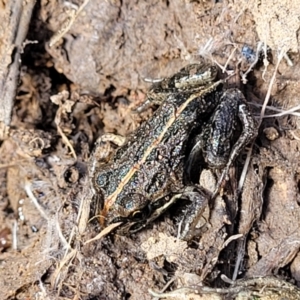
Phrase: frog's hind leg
[{"left": 212, "top": 89, "right": 257, "bottom": 199}]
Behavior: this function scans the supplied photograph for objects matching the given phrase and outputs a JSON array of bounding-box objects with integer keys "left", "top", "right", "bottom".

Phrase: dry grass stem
[
  {"left": 56, "top": 125, "right": 77, "bottom": 159},
  {"left": 260, "top": 105, "right": 300, "bottom": 118},
  {"left": 12, "top": 220, "right": 17, "bottom": 250},
  {"left": 238, "top": 49, "right": 285, "bottom": 192},
  {"left": 51, "top": 249, "right": 77, "bottom": 288},
  {"left": 250, "top": 102, "right": 300, "bottom": 118},
  {"left": 259, "top": 48, "right": 286, "bottom": 124},
  {"left": 84, "top": 222, "right": 123, "bottom": 245},
  {"left": 222, "top": 234, "right": 243, "bottom": 249}
]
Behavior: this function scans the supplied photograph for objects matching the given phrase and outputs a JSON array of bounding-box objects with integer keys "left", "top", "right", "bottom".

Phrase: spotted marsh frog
[{"left": 92, "top": 63, "right": 256, "bottom": 240}]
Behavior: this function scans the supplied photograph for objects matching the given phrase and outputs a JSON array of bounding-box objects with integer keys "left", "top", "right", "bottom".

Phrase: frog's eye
[
  {"left": 131, "top": 205, "right": 151, "bottom": 221},
  {"left": 95, "top": 172, "right": 110, "bottom": 189},
  {"left": 132, "top": 210, "right": 143, "bottom": 219}
]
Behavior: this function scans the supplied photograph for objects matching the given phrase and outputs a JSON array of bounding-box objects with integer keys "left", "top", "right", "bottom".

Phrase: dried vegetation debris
[
  {"left": 245, "top": 139, "right": 300, "bottom": 278},
  {"left": 0, "top": 0, "right": 36, "bottom": 129},
  {"left": 1, "top": 0, "right": 300, "bottom": 299}
]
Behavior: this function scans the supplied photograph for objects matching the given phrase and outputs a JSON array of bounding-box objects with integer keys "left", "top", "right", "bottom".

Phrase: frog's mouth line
[{"left": 112, "top": 193, "right": 184, "bottom": 234}]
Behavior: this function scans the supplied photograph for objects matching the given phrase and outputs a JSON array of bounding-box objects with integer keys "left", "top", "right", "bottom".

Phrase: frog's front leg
[{"left": 122, "top": 185, "right": 210, "bottom": 240}]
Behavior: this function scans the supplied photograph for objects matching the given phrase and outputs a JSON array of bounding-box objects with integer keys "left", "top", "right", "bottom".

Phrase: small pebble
[{"left": 263, "top": 127, "right": 279, "bottom": 141}]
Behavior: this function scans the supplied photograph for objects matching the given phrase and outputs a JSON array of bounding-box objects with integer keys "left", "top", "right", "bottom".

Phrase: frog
[{"left": 92, "top": 63, "right": 257, "bottom": 241}]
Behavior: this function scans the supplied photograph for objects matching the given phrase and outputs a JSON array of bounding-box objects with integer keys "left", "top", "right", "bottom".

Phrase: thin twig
[
  {"left": 249, "top": 102, "right": 300, "bottom": 118},
  {"left": 55, "top": 209, "right": 71, "bottom": 250},
  {"left": 288, "top": 131, "right": 300, "bottom": 141},
  {"left": 260, "top": 104, "right": 300, "bottom": 118},
  {"left": 84, "top": 222, "right": 123, "bottom": 244},
  {"left": 238, "top": 49, "right": 285, "bottom": 192},
  {"left": 52, "top": 248, "right": 77, "bottom": 288},
  {"left": 259, "top": 49, "right": 286, "bottom": 124},
  {"left": 56, "top": 124, "right": 77, "bottom": 159},
  {"left": 0, "top": 159, "right": 32, "bottom": 169},
  {"left": 12, "top": 220, "right": 18, "bottom": 250},
  {"left": 234, "top": 49, "right": 286, "bottom": 279}
]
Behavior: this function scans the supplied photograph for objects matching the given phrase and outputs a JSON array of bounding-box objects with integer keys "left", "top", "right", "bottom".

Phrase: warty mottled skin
[{"left": 92, "top": 64, "right": 257, "bottom": 240}]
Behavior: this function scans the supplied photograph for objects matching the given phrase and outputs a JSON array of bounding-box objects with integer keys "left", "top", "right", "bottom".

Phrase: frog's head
[
  {"left": 173, "top": 63, "right": 218, "bottom": 90},
  {"left": 94, "top": 164, "right": 175, "bottom": 234},
  {"left": 149, "top": 63, "right": 218, "bottom": 92},
  {"left": 145, "top": 63, "right": 219, "bottom": 108}
]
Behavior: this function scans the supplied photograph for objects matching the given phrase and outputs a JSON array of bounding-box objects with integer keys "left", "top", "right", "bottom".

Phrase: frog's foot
[{"left": 178, "top": 185, "right": 211, "bottom": 241}]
